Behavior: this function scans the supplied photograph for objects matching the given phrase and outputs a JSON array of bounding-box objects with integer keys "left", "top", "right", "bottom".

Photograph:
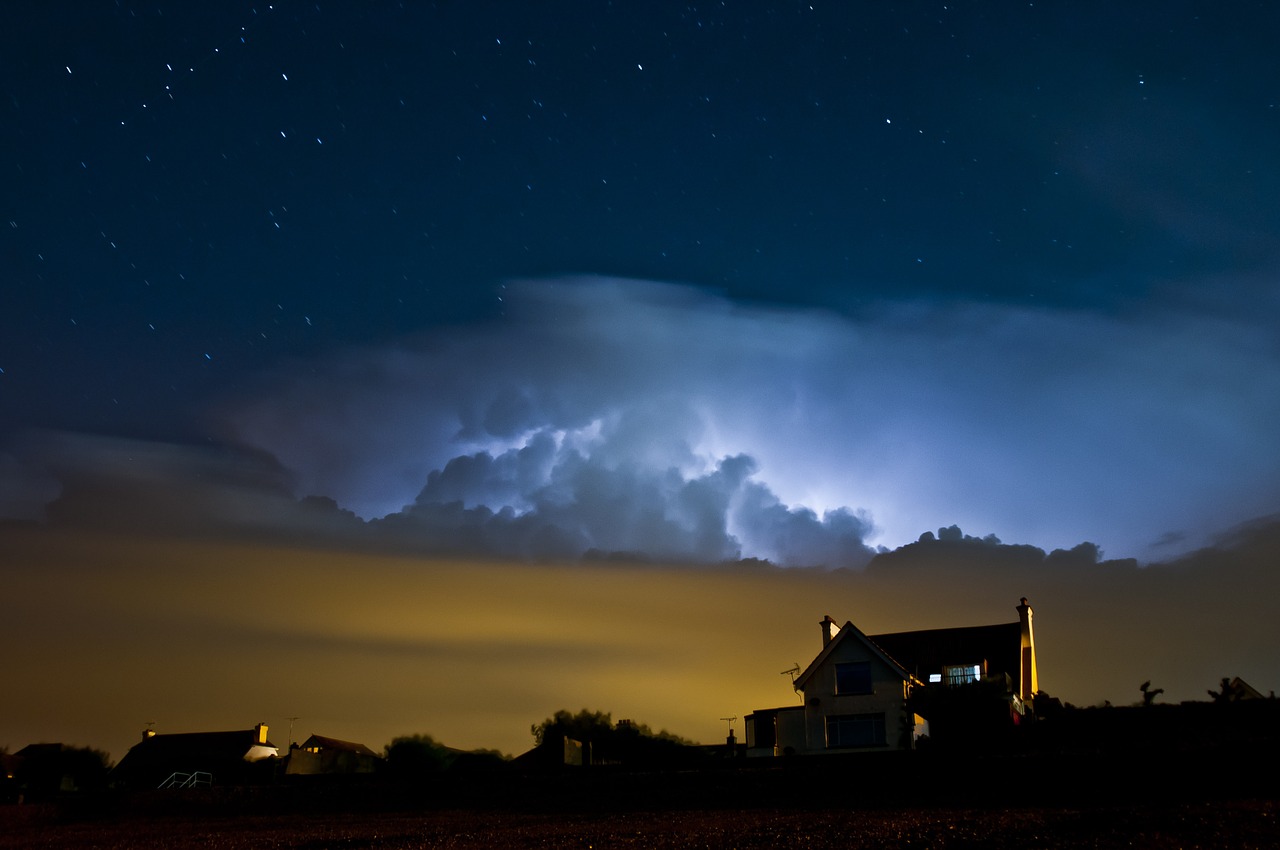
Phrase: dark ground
[
  {"left": 2, "top": 799, "right": 1278, "bottom": 849},
  {"left": 3, "top": 751, "right": 1279, "bottom": 850}
]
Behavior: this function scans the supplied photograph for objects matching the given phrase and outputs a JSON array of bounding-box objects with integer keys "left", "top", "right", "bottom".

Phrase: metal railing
[{"left": 157, "top": 770, "right": 213, "bottom": 789}]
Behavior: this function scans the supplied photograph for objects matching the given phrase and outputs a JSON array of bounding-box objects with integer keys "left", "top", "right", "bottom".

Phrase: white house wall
[{"left": 802, "top": 638, "right": 913, "bottom": 753}]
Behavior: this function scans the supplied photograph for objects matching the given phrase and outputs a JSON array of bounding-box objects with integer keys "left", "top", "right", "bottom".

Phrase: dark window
[
  {"left": 835, "top": 661, "right": 873, "bottom": 694},
  {"left": 746, "top": 714, "right": 775, "bottom": 750},
  {"left": 826, "top": 713, "right": 887, "bottom": 749}
]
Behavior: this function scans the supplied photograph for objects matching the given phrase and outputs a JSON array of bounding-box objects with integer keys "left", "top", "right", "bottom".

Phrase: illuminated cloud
[{"left": 223, "top": 276, "right": 1280, "bottom": 562}]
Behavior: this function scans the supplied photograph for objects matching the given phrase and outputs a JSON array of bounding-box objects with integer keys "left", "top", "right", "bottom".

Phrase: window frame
[{"left": 825, "top": 712, "right": 887, "bottom": 749}]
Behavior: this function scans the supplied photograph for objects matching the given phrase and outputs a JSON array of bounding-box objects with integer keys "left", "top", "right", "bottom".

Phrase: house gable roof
[
  {"left": 299, "top": 734, "right": 379, "bottom": 757},
  {"left": 793, "top": 619, "right": 918, "bottom": 691}
]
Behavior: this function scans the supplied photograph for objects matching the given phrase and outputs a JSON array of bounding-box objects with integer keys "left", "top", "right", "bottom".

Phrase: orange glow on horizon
[{"left": 2, "top": 525, "right": 1277, "bottom": 762}]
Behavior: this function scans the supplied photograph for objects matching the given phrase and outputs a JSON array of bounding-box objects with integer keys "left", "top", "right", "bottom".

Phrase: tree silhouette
[
  {"left": 1207, "top": 677, "right": 1244, "bottom": 703},
  {"left": 384, "top": 733, "right": 453, "bottom": 781},
  {"left": 529, "top": 708, "right": 699, "bottom": 768},
  {"left": 1139, "top": 680, "right": 1163, "bottom": 706},
  {"left": 531, "top": 708, "right": 616, "bottom": 747}
]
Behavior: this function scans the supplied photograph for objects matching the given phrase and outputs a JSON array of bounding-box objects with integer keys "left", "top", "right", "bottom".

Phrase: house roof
[
  {"left": 298, "top": 734, "right": 379, "bottom": 757},
  {"left": 870, "top": 621, "right": 1024, "bottom": 690},
  {"left": 112, "top": 728, "right": 278, "bottom": 781},
  {"left": 793, "top": 619, "right": 919, "bottom": 691},
  {"left": 14, "top": 743, "right": 69, "bottom": 759},
  {"left": 1227, "top": 677, "right": 1267, "bottom": 700}
]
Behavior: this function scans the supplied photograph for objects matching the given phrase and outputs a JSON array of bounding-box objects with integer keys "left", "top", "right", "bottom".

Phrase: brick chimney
[
  {"left": 254, "top": 722, "right": 269, "bottom": 745},
  {"left": 1016, "top": 597, "right": 1037, "bottom": 701},
  {"left": 820, "top": 615, "right": 840, "bottom": 647}
]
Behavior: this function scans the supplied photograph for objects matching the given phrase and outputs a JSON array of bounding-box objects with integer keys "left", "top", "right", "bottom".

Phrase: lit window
[
  {"left": 928, "top": 673, "right": 942, "bottom": 683},
  {"left": 943, "top": 664, "right": 982, "bottom": 686},
  {"left": 835, "top": 661, "right": 873, "bottom": 694}
]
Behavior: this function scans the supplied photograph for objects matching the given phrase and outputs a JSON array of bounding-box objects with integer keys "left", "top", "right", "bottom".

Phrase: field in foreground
[
  {"left": 6, "top": 748, "right": 1279, "bottom": 849},
  {"left": 3, "top": 799, "right": 1279, "bottom": 849}
]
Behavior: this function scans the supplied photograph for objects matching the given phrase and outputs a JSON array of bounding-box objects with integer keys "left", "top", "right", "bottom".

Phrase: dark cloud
[
  {"left": 18, "top": 432, "right": 362, "bottom": 542},
  {"left": 872, "top": 525, "right": 1131, "bottom": 574}
]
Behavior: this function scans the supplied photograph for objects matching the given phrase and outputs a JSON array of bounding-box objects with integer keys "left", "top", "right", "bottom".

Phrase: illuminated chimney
[
  {"left": 254, "top": 723, "right": 269, "bottom": 745},
  {"left": 820, "top": 615, "right": 840, "bottom": 647},
  {"left": 1016, "top": 598, "right": 1038, "bottom": 701},
  {"left": 142, "top": 729, "right": 156, "bottom": 742}
]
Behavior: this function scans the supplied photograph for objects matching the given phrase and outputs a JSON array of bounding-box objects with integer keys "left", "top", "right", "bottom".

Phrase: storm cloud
[
  {"left": 222, "top": 276, "right": 1280, "bottom": 563},
  {"left": 374, "top": 435, "right": 877, "bottom": 568}
]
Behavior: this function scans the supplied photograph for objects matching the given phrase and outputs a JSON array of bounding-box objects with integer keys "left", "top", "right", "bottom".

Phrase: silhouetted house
[
  {"left": 0, "top": 750, "right": 17, "bottom": 803},
  {"left": 12, "top": 744, "right": 81, "bottom": 797},
  {"left": 111, "top": 723, "right": 278, "bottom": 789},
  {"left": 8, "top": 743, "right": 110, "bottom": 798},
  {"left": 745, "top": 598, "right": 1037, "bottom": 756},
  {"left": 1213, "top": 676, "right": 1268, "bottom": 702},
  {"left": 285, "top": 734, "right": 381, "bottom": 776}
]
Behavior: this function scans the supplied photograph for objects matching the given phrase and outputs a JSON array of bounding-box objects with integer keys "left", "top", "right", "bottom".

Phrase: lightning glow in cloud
[{"left": 225, "top": 277, "right": 1280, "bottom": 563}]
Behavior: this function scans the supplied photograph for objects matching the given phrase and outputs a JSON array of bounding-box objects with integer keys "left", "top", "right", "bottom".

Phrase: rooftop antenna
[
  {"left": 286, "top": 716, "right": 299, "bottom": 748},
  {"left": 781, "top": 663, "right": 801, "bottom": 687},
  {"left": 719, "top": 715, "right": 738, "bottom": 749}
]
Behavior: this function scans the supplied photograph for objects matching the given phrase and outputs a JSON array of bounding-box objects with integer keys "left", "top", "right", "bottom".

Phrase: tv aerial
[{"left": 780, "top": 663, "right": 801, "bottom": 687}]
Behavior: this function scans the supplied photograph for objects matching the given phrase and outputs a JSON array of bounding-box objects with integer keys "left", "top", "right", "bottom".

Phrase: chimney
[
  {"left": 142, "top": 728, "right": 156, "bottom": 742},
  {"left": 254, "top": 722, "right": 269, "bottom": 745},
  {"left": 820, "top": 615, "right": 840, "bottom": 647},
  {"left": 1016, "top": 597, "right": 1038, "bottom": 701}
]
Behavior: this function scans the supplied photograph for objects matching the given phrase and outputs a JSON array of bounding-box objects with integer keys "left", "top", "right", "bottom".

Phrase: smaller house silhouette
[{"left": 285, "top": 734, "right": 382, "bottom": 775}]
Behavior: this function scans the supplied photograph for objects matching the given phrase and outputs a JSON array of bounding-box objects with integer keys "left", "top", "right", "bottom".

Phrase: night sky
[{"left": 4, "top": 3, "right": 1280, "bottom": 758}]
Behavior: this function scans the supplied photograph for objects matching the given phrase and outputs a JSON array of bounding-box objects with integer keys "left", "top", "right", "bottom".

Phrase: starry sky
[{"left": 3, "top": 2, "right": 1280, "bottom": 758}]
